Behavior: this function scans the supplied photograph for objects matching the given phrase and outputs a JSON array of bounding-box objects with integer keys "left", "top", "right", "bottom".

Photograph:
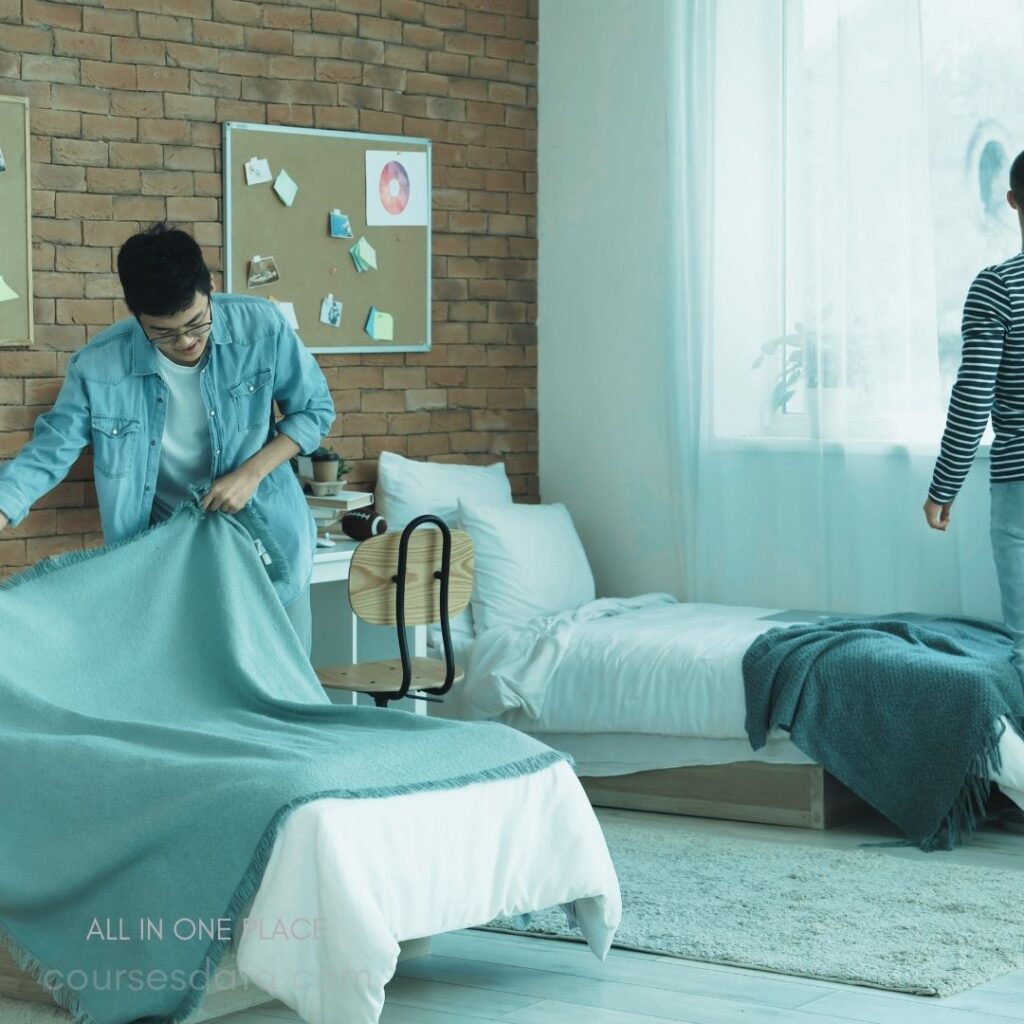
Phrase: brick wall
[{"left": 0, "top": 0, "right": 537, "bottom": 580}]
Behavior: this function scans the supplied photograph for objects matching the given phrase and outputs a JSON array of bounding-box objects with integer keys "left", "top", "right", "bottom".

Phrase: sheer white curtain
[{"left": 668, "top": 0, "right": 1001, "bottom": 618}]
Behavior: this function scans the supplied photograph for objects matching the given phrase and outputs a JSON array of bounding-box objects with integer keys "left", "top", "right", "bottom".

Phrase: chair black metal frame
[{"left": 375, "top": 514, "right": 459, "bottom": 708}]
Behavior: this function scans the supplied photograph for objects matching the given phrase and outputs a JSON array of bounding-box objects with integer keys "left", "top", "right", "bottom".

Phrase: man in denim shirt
[{"left": 0, "top": 223, "right": 336, "bottom": 655}]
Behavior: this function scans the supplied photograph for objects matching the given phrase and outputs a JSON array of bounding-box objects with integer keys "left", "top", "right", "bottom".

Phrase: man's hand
[
  {"left": 200, "top": 464, "right": 262, "bottom": 515},
  {"left": 923, "top": 498, "right": 952, "bottom": 531},
  {"left": 0, "top": 511, "right": 8, "bottom": 533}
]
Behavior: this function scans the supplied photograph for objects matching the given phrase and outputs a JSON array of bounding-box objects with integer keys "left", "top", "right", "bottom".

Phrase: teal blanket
[
  {"left": 743, "top": 615, "right": 1024, "bottom": 850},
  {"left": 0, "top": 504, "right": 567, "bottom": 1024}
]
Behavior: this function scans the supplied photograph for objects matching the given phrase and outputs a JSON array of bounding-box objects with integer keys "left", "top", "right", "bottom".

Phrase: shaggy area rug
[{"left": 486, "top": 819, "right": 1024, "bottom": 996}]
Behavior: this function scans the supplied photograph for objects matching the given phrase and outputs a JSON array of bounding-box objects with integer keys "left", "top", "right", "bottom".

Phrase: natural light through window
[{"left": 712, "top": 0, "right": 1021, "bottom": 447}]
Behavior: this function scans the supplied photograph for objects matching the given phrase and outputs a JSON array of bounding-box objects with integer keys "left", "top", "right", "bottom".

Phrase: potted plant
[
  {"left": 751, "top": 313, "right": 878, "bottom": 434},
  {"left": 310, "top": 447, "right": 352, "bottom": 485}
]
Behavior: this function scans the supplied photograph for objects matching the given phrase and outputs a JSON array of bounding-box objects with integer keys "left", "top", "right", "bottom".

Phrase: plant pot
[
  {"left": 809, "top": 385, "right": 852, "bottom": 438},
  {"left": 312, "top": 457, "right": 340, "bottom": 483}
]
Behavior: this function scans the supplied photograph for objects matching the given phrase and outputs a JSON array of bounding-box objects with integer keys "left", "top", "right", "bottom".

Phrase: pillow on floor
[
  {"left": 375, "top": 451, "right": 514, "bottom": 637},
  {"left": 457, "top": 499, "right": 596, "bottom": 633}
]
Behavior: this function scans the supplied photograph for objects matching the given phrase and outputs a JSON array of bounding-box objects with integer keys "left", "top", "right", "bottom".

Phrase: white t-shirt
[{"left": 151, "top": 347, "right": 212, "bottom": 523}]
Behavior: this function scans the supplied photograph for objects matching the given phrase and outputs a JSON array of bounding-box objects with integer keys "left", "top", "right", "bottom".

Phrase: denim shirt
[{"left": 0, "top": 293, "right": 336, "bottom": 607}]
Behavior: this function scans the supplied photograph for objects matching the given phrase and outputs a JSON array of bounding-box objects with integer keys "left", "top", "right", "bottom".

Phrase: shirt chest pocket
[
  {"left": 90, "top": 415, "right": 141, "bottom": 480},
  {"left": 229, "top": 367, "right": 273, "bottom": 433}
]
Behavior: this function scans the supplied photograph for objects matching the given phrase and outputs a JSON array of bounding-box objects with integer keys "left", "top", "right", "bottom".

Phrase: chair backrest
[{"left": 349, "top": 528, "right": 474, "bottom": 627}]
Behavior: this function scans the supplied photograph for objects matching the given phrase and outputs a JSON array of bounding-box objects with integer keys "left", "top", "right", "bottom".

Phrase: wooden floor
[{"left": 219, "top": 806, "right": 1024, "bottom": 1024}]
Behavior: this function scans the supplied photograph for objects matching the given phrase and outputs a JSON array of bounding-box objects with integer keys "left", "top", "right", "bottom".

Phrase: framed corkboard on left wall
[{"left": 0, "top": 95, "right": 32, "bottom": 348}]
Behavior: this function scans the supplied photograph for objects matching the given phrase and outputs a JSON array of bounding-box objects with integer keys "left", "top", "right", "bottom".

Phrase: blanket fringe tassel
[{"left": 0, "top": 750, "right": 568, "bottom": 1024}]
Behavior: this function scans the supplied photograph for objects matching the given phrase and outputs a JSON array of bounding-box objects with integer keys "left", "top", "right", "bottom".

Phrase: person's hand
[
  {"left": 200, "top": 465, "right": 262, "bottom": 514},
  {"left": 923, "top": 497, "right": 952, "bottom": 531},
  {"left": 0, "top": 511, "right": 8, "bottom": 533}
]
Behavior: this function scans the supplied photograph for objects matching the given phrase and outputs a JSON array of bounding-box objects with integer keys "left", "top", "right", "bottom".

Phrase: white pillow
[
  {"left": 375, "top": 450, "right": 513, "bottom": 530},
  {"left": 375, "top": 451, "right": 514, "bottom": 638},
  {"left": 457, "top": 499, "right": 596, "bottom": 633}
]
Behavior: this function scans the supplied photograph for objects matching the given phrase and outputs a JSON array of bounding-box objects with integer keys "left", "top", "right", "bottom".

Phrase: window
[{"left": 711, "top": 0, "right": 1019, "bottom": 446}]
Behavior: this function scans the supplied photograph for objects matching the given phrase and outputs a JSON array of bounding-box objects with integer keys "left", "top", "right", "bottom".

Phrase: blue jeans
[{"left": 990, "top": 483, "right": 1024, "bottom": 675}]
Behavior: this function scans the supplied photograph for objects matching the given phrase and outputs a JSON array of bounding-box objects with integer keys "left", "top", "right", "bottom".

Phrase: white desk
[{"left": 310, "top": 541, "right": 428, "bottom": 712}]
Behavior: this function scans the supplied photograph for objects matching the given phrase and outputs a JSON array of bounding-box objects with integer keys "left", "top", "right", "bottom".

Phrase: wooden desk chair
[{"left": 315, "top": 514, "right": 474, "bottom": 708}]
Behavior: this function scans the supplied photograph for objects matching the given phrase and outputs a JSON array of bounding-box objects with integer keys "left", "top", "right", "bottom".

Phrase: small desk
[{"left": 310, "top": 541, "right": 428, "bottom": 712}]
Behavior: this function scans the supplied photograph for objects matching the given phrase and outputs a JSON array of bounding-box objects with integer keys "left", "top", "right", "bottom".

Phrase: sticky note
[
  {"left": 364, "top": 306, "right": 394, "bottom": 342},
  {"left": 349, "top": 236, "right": 377, "bottom": 273},
  {"left": 329, "top": 209, "right": 353, "bottom": 238},
  {"left": 274, "top": 169, "right": 298, "bottom": 207},
  {"left": 244, "top": 156, "right": 272, "bottom": 185},
  {"left": 275, "top": 301, "right": 299, "bottom": 331},
  {"left": 320, "top": 294, "right": 342, "bottom": 328},
  {"left": 0, "top": 276, "right": 18, "bottom": 303}
]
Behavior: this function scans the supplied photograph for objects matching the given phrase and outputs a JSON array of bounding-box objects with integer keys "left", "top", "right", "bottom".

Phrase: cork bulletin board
[
  {"left": 223, "top": 122, "right": 431, "bottom": 354},
  {"left": 0, "top": 96, "right": 33, "bottom": 348}
]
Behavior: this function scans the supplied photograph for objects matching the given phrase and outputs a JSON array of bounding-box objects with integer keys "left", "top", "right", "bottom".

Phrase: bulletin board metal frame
[
  {"left": 0, "top": 95, "right": 33, "bottom": 348},
  {"left": 223, "top": 122, "right": 431, "bottom": 355}
]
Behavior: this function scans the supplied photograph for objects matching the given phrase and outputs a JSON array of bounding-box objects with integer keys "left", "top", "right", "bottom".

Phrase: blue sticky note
[{"left": 329, "top": 210, "right": 353, "bottom": 238}]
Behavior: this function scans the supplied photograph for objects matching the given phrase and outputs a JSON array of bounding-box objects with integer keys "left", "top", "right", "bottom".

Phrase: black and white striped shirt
[{"left": 929, "top": 251, "right": 1024, "bottom": 504}]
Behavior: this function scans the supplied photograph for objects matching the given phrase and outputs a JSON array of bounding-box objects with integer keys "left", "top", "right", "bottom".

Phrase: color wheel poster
[{"left": 365, "top": 150, "right": 428, "bottom": 226}]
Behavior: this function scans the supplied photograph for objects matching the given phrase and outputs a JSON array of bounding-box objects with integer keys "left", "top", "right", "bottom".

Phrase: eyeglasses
[{"left": 144, "top": 300, "right": 213, "bottom": 347}]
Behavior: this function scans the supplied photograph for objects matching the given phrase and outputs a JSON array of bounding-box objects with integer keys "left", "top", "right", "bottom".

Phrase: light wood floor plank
[
  {"left": 394, "top": 953, "right": 873, "bottom": 1024},
  {"left": 430, "top": 931, "right": 837, "bottom": 1009}
]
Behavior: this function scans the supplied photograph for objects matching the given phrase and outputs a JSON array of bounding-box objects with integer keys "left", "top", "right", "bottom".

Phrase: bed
[
  {"left": 428, "top": 600, "right": 869, "bottom": 828},
  {"left": 0, "top": 760, "right": 620, "bottom": 1024},
  {"left": 0, "top": 496, "right": 622, "bottom": 1024},
  {"left": 372, "top": 452, "right": 862, "bottom": 829},
  {"left": 371, "top": 453, "right": 1024, "bottom": 832}
]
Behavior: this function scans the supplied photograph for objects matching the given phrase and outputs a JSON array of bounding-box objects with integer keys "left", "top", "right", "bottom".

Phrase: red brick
[
  {"left": 56, "top": 299, "right": 114, "bottom": 325},
  {"left": 137, "top": 67, "right": 190, "bottom": 93},
  {"left": 311, "top": 10, "right": 358, "bottom": 34},
  {"left": 193, "top": 21, "right": 244, "bottom": 48},
  {"left": 110, "top": 142, "right": 164, "bottom": 169},
  {"left": 111, "top": 92, "right": 164, "bottom": 117},
  {"left": 263, "top": 4, "right": 310, "bottom": 30},
  {"left": 293, "top": 32, "right": 340, "bottom": 58},
  {"left": 213, "top": 0, "right": 261, "bottom": 26},
  {"left": 243, "top": 28, "right": 293, "bottom": 55},
  {"left": 166, "top": 43, "right": 221, "bottom": 71},
  {"left": 111, "top": 38, "right": 167, "bottom": 66},
  {"left": 139, "top": 13, "right": 193, "bottom": 42},
  {"left": 24, "top": 0, "right": 81, "bottom": 30},
  {"left": 315, "top": 59, "right": 361, "bottom": 84},
  {"left": 22, "top": 54, "right": 79, "bottom": 84},
  {"left": 86, "top": 168, "right": 142, "bottom": 194},
  {"left": 83, "top": 9, "right": 138, "bottom": 36}
]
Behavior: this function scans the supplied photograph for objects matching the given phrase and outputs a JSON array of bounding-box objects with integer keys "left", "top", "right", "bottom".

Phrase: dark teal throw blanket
[
  {"left": 0, "top": 504, "right": 567, "bottom": 1024},
  {"left": 743, "top": 615, "right": 1024, "bottom": 850}
]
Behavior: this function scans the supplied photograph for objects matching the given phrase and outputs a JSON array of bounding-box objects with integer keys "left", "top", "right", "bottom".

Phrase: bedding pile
[
  {"left": 0, "top": 504, "right": 573, "bottom": 1024},
  {"left": 743, "top": 615, "right": 1024, "bottom": 849}
]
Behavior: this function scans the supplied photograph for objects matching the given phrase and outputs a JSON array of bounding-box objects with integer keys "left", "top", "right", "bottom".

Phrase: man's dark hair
[
  {"left": 117, "top": 222, "right": 212, "bottom": 318},
  {"left": 1011, "top": 150, "right": 1024, "bottom": 206}
]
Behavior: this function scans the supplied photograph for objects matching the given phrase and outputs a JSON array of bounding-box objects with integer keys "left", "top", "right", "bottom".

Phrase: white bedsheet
[
  {"left": 452, "top": 598, "right": 799, "bottom": 738},
  {"left": 233, "top": 760, "right": 620, "bottom": 1024},
  {"left": 433, "top": 602, "right": 1024, "bottom": 815}
]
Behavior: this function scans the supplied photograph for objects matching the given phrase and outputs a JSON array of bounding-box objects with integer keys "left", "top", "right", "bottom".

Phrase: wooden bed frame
[
  {"left": 0, "top": 937, "right": 431, "bottom": 1022},
  {"left": 580, "top": 761, "right": 868, "bottom": 830}
]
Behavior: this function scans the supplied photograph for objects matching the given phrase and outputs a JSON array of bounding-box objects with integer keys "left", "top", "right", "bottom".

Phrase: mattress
[
  {"left": 430, "top": 601, "right": 811, "bottom": 744},
  {"left": 0, "top": 762, "right": 620, "bottom": 1024},
  {"left": 234, "top": 759, "right": 619, "bottom": 1024}
]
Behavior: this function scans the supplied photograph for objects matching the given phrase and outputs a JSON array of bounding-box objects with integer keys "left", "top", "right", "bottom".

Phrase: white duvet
[
  {"left": 457, "top": 597, "right": 801, "bottom": 738},
  {"left": 232, "top": 760, "right": 620, "bottom": 1024}
]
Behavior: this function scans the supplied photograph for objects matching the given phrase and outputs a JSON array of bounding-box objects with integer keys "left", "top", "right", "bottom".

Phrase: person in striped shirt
[{"left": 925, "top": 150, "right": 1024, "bottom": 831}]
